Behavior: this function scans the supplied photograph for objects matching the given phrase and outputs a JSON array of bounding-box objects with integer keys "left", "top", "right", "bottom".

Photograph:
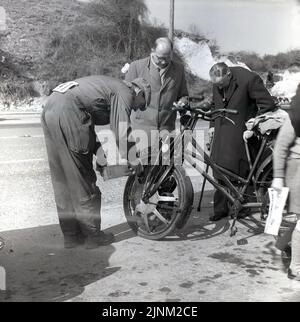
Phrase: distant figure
[{"left": 266, "top": 70, "right": 275, "bottom": 89}]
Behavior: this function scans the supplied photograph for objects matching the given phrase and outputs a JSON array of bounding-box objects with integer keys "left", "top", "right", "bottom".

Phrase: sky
[{"left": 145, "top": 0, "right": 300, "bottom": 56}]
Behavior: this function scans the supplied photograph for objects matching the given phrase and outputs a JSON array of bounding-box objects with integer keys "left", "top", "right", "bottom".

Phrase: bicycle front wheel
[{"left": 123, "top": 165, "right": 194, "bottom": 240}]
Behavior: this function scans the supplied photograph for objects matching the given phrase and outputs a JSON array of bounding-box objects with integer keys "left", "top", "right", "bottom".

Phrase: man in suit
[
  {"left": 42, "top": 76, "right": 150, "bottom": 249},
  {"left": 208, "top": 62, "right": 276, "bottom": 221},
  {"left": 125, "top": 37, "right": 189, "bottom": 151}
]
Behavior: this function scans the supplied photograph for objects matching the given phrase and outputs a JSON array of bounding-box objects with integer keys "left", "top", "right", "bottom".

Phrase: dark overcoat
[{"left": 211, "top": 67, "right": 276, "bottom": 177}]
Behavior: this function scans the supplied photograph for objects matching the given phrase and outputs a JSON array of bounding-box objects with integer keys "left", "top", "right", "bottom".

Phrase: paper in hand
[{"left": 264, "top": 187, "right": 289, "bottom": 236}]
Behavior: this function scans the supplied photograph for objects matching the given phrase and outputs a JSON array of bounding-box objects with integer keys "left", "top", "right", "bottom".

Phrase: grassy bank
[{"left": 0, "top": 0, "right": 299, "bottom": 111}]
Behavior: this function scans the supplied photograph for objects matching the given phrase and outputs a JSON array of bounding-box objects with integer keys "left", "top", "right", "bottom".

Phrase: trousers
[{"left": 41, "top": 99, "right": 102, "bottom": 237}]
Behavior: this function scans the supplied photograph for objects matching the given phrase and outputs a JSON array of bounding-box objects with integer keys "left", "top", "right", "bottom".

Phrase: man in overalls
[{"left": 41, "top": 76, "right": 150, "bottom": 249}]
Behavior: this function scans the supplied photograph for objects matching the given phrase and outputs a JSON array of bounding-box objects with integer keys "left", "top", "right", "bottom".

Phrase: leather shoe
[
  {"left": 64, "top": 234, "right": 85, "bottom": 249},
  {"left": 282, "top": 246, "right": 291, "bottom": 259},
  {"left": 209, "top": 213, "right": 228, "bottom": 221},
  {"left": 287, "top": 269, "right": 300, "bottom": 281},
  {"left": 85, "top": 232, "right": 115, "bottom": 249}
]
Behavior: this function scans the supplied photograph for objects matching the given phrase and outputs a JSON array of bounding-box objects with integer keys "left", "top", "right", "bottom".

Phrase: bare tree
[{"left": 86, "top": 0, "right": 148, "bottom": 59}]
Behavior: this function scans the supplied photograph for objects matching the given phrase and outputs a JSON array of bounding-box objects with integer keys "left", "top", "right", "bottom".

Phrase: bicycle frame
[
  {"left": 184, "top": 131, "right": 269, "bottom": 210},
  {"left": 141, "top": 110, "right": 273, "bottom": 234}
]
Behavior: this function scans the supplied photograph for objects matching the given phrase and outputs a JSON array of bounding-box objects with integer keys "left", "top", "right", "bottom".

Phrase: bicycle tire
[
  {"left": 256, "top": 162, "right": 273, "bottom": 213},
  {"left": 123, "top": 165, "right": 194, "bottom": 240}
]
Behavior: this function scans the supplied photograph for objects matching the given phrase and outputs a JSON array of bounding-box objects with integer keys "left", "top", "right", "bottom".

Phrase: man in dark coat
[
  {"left": 125, "top": 37, "right": 188, "bottom": 148},
  {"left": 41, "top": 75, "right": 150, "bottom": 249},
  {"left": 209, "top": 62, "right": 276, "bottom": 221},
  {"left": 290, "top": 83, "right": 300, "bottom": 137}
]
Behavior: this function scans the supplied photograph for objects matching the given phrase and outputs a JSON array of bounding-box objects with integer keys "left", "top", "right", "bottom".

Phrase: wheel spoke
[
  {"left": 157, "top": 204, "right": 178, "bottom": 211},
  {"left": 141, "top": 213, "right": 151, "bottom": 232},
  {"left": 145, "top": 166, "right": 174, "bottom": 199},
  {"left": 152, "top": 209, "right": 170, "bottom": 225},
  {"left": 158, "top": 195, "right": 177, "bottom": 202}
]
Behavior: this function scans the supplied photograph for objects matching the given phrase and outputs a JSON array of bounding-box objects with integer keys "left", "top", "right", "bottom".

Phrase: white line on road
[
  {"left": 0, "top": 135, "right": 44, "bottom": 139},
  {"left": 0, "top": 158, "right": 46, "bottom": 164}
]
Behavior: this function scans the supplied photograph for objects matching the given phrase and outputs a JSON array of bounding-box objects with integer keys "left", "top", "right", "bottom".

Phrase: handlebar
[
  {"left": 189, "top": 95, "right": 205, "bottom": 103},
  {"left": 172, "top": 105, "right": 238, "bottom": 118},
  {"left": 195, "top": 108, "right": 238, "bottom": 117}
]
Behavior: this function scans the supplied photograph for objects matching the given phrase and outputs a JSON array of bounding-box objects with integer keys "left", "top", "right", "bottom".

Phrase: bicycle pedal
[{"left": 237, "top": 238, "right": 248, "bottom": 246}]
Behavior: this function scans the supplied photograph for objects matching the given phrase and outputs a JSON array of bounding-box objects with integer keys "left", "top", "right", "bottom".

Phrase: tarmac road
[{"left": 0, "top": 113, "right": 300, "bottom": 302}]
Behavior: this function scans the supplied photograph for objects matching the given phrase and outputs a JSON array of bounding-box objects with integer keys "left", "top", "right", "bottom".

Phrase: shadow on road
[
  {"left": 165, "top": 191, "right": 267, "bottom": 242},
  {"left": 0, "top": 224, "right": 126, "bottom": 302},
  {"left": 163, "top": 191, "right": 231, "bottom": 241},
  {"left": 105, "top": 222, "right": 137, "bottom": 243}
]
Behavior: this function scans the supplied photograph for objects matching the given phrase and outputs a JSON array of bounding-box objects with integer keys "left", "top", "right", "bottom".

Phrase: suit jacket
[
  {"left": 125, "top": 57, "right": 188, "bottom": 133},
  {"left": 210, "top": 67, "right": 276, "bottom": 177}
]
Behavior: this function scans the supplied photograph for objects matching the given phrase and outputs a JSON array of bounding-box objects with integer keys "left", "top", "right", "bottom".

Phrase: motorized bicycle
[{"left": 123, "top": 104, "right": 278, "bottom": 240}]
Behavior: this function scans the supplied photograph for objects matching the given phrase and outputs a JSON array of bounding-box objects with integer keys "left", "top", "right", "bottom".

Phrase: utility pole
[{"left": 169, "top": 0, "right": 174, "bottom": 41}]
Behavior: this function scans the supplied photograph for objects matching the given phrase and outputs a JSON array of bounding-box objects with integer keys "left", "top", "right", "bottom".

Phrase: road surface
[{"left": 0, "top": 113, "right": 300, "bottom": 302}]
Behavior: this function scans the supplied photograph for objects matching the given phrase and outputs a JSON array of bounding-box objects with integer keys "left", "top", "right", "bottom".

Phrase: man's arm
[
  {"left": 110, "top": 94, "right": 136, "bottom": 161},
  {"left": 273, "top": 117, "right": 296, "bottom": 179},
  {"left": 178, "top": 66, "right": 189, "bottom": 99},
  {"left": 209, "top": 87, "right": 218, "bottom": 129},
  {"left": 248, "top": 74, "right": 276, "bottom": 115},
  {"left": 125, "top": 61, "right": 138, "bottom": 82},
  {"left": 175, "top": 65, "right": 189, "bottom": 106},
  {"left": 289, "top": 83, "right": 300, "bottom": 137}
]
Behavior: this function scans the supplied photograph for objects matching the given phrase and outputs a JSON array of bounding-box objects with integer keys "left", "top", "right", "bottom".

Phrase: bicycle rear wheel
[
  {"left": 257, "top": 164, "right": 273, "bottom": 216},
  {"left": 123, "top": 165, "right": 194, "bottom": 240}
]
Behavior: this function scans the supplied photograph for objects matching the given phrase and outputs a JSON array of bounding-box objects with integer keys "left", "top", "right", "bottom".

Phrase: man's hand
[
  {"left": 95, "top": 146, "right": 107, "bottom": 169},
  {"left": 207, "top": 127, "right": 215, "bottom": 151},
  {"left": 208, "top": 127, "right": 215, "bottom": 141},
  {"left": 272, "top": 178, "right": 285, "bottom": 191},
  {"left": 174, "top": 97, "right": 189, "bottom": 108},
  {"left": 96, "top": 162, "right": 106, "bottom": 177},
  {"left": 128, "top": 158, "right": 144, "bottom": 176},
  {"left": 93, "top": 140, "right": 102, "bottom": 156},
  {"left": 198, "top": 101, "right": 212, "bottom": 111},
  {"left": 243, "top": 130, "right": 254, "bottom": 142}
]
